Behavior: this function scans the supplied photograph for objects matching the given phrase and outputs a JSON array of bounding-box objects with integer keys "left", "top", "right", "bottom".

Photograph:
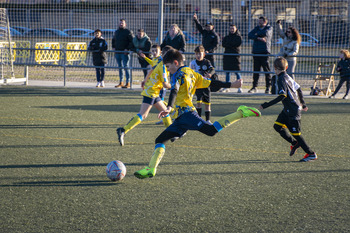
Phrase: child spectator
[
  {"left": 329, "top": 49, "right": 350, "bottom": 99},
  {"left": 260, "top": 57, "right": 317, "bottom": 162},
  {"left": 189, "top": 45, "right": 216, "bottom": 122},
  {"left": 88, "top": 29, "right": 108, "bottom": 87}
]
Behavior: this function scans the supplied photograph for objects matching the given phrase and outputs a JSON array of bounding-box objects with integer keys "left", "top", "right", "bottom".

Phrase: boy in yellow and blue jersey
[
  {"left": 116, "top": 46, "right": 173, "bottom": 146},
  {"left": 260, "top": 57, "right": 317, "bottom": 162},
  {"left": 134, "top": 49, "right": 262, "bottom": 179}
]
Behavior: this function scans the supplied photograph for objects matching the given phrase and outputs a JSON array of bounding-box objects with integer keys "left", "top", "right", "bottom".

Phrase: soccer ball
[{"left": 106, "top": 160, "right": 126, "bottom": 181}]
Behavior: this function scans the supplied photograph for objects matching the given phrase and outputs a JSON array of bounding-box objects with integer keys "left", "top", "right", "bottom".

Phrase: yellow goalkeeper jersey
[
  {"left": 171, "top": 66, "right": 211, "bottom": 113},
  {"left": 141, "top": 60, "right": 169, "bottom": 98}
]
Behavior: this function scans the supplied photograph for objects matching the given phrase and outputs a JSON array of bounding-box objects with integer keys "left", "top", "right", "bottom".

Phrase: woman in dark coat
[
  {"left": 222, "top": 24, "right": 242, "bottom": 92},
  {"left": 160, "top": 24, "right": 186, "bottom": 53}
]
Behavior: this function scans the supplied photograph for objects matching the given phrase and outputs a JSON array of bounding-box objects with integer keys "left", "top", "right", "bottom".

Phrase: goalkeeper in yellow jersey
[
  {"left": 134, "top": 49, "right": 262, "bottom": 179},
  {"left": 116, "top": 46, "right": 173, "bottom": 146}
]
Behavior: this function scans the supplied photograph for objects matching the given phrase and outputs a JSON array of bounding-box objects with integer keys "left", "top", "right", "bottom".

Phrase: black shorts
[
  {"left": 142, "top": 96, "right": 162, "bottom": 105},
  {"left": 275, "top": 111, "right": 301, "bottom": 136},
  {"left": 195, "top": 88, "right": 211, "bottom": 105}
]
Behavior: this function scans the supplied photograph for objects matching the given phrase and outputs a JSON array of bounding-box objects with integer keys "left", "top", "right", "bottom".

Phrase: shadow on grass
[{"left": 1, "top": 180, "right": 121, "bottom": 187}]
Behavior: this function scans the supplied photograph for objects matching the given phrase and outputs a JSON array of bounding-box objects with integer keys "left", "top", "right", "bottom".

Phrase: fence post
[
  {"left": 130, "top": 51, "right": 133, "bottom": 89},
  {"left": 158, "top": 0, "right": 164, "bottom": 43},
  {"left": 63, "top": 48, "right": 66, "bottom": 87},
  {"left": 24, "top": 65, "right": 28, "bottom": 86}
]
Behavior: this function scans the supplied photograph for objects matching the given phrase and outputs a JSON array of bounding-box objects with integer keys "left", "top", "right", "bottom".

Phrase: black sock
[
  {"left": 274, "top": 124, "right": 295, "bottom": 144},
  {"left": 196, "top": 108, "right": 202, "bottom": 117},
  {"left": 205, "top": 111, "right": 211, "bottom": 121},
  {"left": 294, "top": 135, "right": 314, "bottom": 154}
]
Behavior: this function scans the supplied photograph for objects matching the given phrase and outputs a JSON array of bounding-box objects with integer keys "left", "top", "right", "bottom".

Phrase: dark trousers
[
  {"left": 95, "top": 65, "right": 105, "bottom": 82},
  {"left": 138, "top": 58, "right": 149, "bottom": 78},
  {"left": 252, "top": 55, "right": 271, "bottom": 89},
  {"left": 333, "top": 77, "right": 350, "bottom": 96}
]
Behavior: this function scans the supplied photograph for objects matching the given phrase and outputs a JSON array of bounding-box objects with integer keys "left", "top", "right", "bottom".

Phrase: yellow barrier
[
  {"left": 0, "top": 42, "right": 16, "bottom": 62},
  {"left": 65, "top": 42, "right": 87, "bottom": 65},
  {"left": 35, "top": 42, "right": 60, "bottom": 64},
  {"left": 14, "top": 41, "right": 31, "bottom": 61}
]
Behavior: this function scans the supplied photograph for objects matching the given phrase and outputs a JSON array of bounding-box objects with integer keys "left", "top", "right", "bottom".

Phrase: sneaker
[
  {"left": 237, "top": 105, "right": 261, "bottom": 118},
  {"left": 155, "top": 120, "right": 163, "bottom": 125},
  {"left": 96, "top": 82, "right": 101, "bottom": 87},
  {"left": 100, "top": 81, "right": 105, "bottom": 87},
  {"left": 237, "top": 88, "right": 242, "bottom": 93},
  {"left": 122, "top": 83, "right": 130, "bottom": 88},
  {"left": 248, "top": 88, "right": 257, "bottom": 93},
  {"left": 265, "top": 88, "right": 270, "bottom": 94},
  {"left": 115, "top": 82, "right": 124, "bottom": 88},
  {"left": 134, "top": 166, "right": 155, "bottom": 179},
  {"left": 299, "top": 153, "right": 317, "bottom": 162},
  {"left": 116, "top": 127, "right": 125, "bottom": 146},
  {"left": 220, "top": 88, "right": 229, "bottom": 92},
  {"left": 170, "top": 132, "right": 187, "bottom": 142},
  {"left": 290, "top": 142, "right": 300, "bottom": 156},
  {"left": 343, "top": 95, "right": 348, "bottom": 99}
]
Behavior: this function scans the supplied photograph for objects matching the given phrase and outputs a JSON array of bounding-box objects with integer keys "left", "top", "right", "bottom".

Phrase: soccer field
[{"left": 1, "top": 86, "right": 349, "bottom": 232}]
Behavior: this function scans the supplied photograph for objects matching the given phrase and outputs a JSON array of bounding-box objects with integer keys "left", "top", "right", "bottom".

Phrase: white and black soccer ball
[{"left": 106, "top": 160, "right": 126, "bottom": 181}]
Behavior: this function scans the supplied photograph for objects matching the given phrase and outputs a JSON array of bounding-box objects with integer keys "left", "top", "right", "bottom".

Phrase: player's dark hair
[
  {"left": 94, "top": 29, "right": 102, "bottom": 34},
  {"left": 274, "top": 57, "right": 288, "bottom": 71},
  {"left": 194, "top": 45, "right": 205, "bottom": 53},
  {"left": 162, "top": 45, "right": 174, "bottom": 53},
  {"left": 259, "top": 16, "right": 267, "bottom": 22},
  {"left": 163, "top": 49, "right": 184, "bottom": 64},
  {"left": 151, "top": 44, "right": 161, "bottom": 50}
]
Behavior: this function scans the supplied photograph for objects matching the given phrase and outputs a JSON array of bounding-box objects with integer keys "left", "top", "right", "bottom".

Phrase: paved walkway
[{"left": 3, "top": 79, "right": 346, "bottom": 98}]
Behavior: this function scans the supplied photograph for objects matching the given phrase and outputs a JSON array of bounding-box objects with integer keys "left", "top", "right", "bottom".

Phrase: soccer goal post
[{"left": 0, "top": 8, "right": 26, "bottom": 85}]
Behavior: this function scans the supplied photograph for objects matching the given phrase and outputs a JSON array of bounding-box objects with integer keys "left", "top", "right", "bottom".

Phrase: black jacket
[
  {"left": 88, "top": 37, "right": 108, "bottom": 66},
  {"left": 337, "top": 59, "right": 350, "bottom": 78},
  {"left": 248, "top": 24, "right": 273, "bottom": 54},
  {"left": 161, "top": 32, "right": 186, "bottom": 52},
  {"left": 193, "top": 18, "right": 219, "bottom": 53},
  {"left": 112, "top": 28, "right": 134, "bottom": 51},
  {"left": 222, "top": 30, "right": 242, "bottom": 71},
  {"left": 132, "top": 34, "right": 152, "bottom": 57}
]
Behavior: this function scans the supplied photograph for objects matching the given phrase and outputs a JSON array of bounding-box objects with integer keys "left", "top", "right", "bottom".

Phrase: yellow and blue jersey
[
  {"left": 171, "top": 66, "right": 211, "bottom": 114},
  {"left": 144, "top": 56, "right": 162, "bottom": 68},
  {"left": 141, "top": 60, "right": 169, "bottom": 98}
]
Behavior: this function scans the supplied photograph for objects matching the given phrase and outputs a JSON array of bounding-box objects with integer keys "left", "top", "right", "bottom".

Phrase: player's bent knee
[
  {"left": 273, "top": 124, "right": 282, "bottom": 132},
  {"left": 199, "top": 124, "right": 217, "bottom": 136}
]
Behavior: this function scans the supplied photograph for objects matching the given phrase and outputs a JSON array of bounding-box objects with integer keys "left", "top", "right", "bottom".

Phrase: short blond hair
[
  {"left": 274, "top": 57, "right": 288, "bottom": 71},
  {"left": 340, "top": 49, "right": 350, "bottom": 59}
]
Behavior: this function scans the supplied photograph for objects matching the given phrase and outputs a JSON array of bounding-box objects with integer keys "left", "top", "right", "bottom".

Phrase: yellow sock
[
  {"left": 212, "top": 111, "right": 243, "bottom": 132},
  {"left": 148, "top": 143, "right": 165, "bottom": 171},
  {"left": 162, "top": 114, "right": 172, "bottom": 127},
  {"left": 123, "top": 114, "right": 142, "bottom": 134}
]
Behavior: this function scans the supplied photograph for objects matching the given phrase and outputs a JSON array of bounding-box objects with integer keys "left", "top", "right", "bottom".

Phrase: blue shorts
[
  {"left": 142, "top": 96, "right": 162, "bottom": 105},
  {"left": 165, "top": 111, "right": 207, "bottom": 135}
]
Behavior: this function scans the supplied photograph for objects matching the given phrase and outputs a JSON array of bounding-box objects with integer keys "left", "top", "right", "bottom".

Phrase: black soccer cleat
[{"left": 116, "top": 127, "right": 125, "bottom": 146}]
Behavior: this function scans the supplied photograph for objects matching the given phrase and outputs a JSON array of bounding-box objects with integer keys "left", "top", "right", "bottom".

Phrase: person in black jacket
[
  {"left": 248, "top": 16, "right": 273, "bottom": 94},
  {"left": 112, "top": 19, "right": 134, "bottom": 88},
  {"left": 160, "top": 24, "right": 186, "bottom": 53},
  {"left": 193, "top": 13, "right": 219, "bottom": 67},
  {"left": 260, "top": 57, "right": 317, "bottom": 162},
  {"left": 222, "top": 24, "right": 242, "bottom": 93},
  {"left": 132, "top": 28, "right": 152, "bottom": 78},
  {"left": 88, "top": 29, "right": 108, "bottom": 88},
  {"left": 329, "top": 49, "right": 350, "bottom": 99}
]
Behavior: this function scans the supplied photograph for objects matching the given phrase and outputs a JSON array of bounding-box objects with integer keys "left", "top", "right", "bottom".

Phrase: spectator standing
[
  {"left": 112, "top": 19, "right": 134, "bottom": 88},
  {"left": 88, "top": 29, "right": 108, "bottom": 88},
  {"left": 248, "top": 16, "right": 273, "bottom": 94},
  {"left": 160, "top": 24, "right": 186, "bottom": 53},
  {"left": 329, "top": 49, "right": 350, "bottom": 99},
  {"left": 222, "top": 24, "right": 242, "bottom": 93},
  {"left": 276, "top": 20, "right": 301, "bottom": 79},
  {"left": 132, "top": 28, "right": 152, "bottom": 78},
  {"left": 193, "top": 13, "right": 219, "bottom": 67}
]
